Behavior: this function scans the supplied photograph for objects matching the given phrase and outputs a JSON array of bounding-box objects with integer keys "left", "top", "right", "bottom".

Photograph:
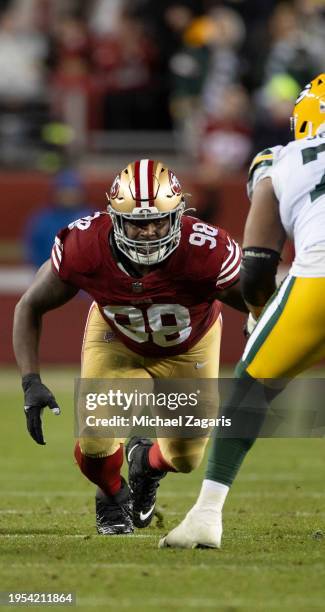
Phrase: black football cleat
[
  {"left": 95, "top": 477, "right": 133, "bottom": 535},
  {"left": 126, "top": 437, "right": 166, "bottom": 528}
]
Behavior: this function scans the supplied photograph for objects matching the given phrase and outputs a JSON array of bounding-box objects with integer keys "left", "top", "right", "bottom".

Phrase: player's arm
[
  {"left": 14, "top": 259, "right": 78, "bottom": 374},
  {"left": 214, "top": 232, "right": 247, "bottom": 312},
  {"left": 241, "top": 177, "right": 286, "bottom": 319},
  {"left": 216, "top": 281, "right": 248, "bottom": 313},
  {"left": 13, "top": 259, "right": 78, "bottom": 445}
]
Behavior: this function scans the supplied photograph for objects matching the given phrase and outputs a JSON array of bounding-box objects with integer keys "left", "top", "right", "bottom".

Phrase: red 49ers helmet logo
[
  {"left": 110, "top": 174, "right": 121, "bottom": 199},
  {"left": 168, "top": 170, "right": 182, "bottom": 195}
]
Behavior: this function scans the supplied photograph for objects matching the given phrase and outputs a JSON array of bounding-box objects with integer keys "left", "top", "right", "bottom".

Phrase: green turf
[{"left": 0, "top": 368, "right": 324, "bottom": 611}]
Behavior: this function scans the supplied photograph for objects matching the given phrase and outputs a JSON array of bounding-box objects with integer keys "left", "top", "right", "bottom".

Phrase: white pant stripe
[{"left": 242, "top": 274, "right": 293, "bottom": 362}]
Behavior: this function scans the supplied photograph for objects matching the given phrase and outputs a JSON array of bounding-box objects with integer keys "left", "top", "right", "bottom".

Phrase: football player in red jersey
[{"left": 13, "top": 159, "right": 246, "bottom": 535}]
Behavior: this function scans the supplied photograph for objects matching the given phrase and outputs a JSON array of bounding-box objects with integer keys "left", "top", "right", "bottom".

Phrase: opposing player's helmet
[
  {"left": 291, "top": 73, "right": 325, "bottom": 140},
  {"left": 107, "top": 159, "right": 185, "bottom": 265}
]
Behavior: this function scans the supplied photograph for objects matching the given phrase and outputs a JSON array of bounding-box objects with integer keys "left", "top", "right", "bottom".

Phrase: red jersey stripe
[
  {"left": 134, "top": 160, "right": 141, "bottom": 205},
  {"left": 147, "top": 159, "right": 154, "bottom": 206}
]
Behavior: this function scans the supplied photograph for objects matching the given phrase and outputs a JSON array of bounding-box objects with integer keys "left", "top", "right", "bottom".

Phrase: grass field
[{"left": 0, "top": 368, "right": 324, "bottom": 611}]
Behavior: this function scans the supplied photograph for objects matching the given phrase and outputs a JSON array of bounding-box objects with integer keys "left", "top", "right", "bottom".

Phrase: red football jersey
[{"left": 51, "top": 212, "right": 241, "bottom": 357}]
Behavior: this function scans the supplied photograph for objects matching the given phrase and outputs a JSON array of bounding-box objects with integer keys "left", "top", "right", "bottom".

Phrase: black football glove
[{"left": 22, "top": 373, "right": 61, "bottom": 445}]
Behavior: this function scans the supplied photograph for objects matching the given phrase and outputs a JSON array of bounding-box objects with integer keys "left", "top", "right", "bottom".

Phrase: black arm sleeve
[{"left": 240, "top": 247, "right": 281, "bottom": 307}]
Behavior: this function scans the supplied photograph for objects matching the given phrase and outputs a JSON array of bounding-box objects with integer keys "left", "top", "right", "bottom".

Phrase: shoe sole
[
  {"left": 97, "top": 526, "right": 134, "bottom": 535},
  {"left": 158, "top": 536, "right": 219, "bottom": 549}
]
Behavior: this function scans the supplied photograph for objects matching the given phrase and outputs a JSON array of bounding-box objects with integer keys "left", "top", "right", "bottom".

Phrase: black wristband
[
  {"left": 241, "top": 247, "right": 280, "bottom": 306},
  {"left": 22, "top": 373, "right": 41, "bottom": 391}
]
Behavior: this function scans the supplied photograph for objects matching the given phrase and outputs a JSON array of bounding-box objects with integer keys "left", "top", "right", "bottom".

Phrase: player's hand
[
  {"left": 22, "top": 373, "right": 61, "bottom": 445},
  {"left": 243, "top": 312, "right": 257, "bottom": 338}
]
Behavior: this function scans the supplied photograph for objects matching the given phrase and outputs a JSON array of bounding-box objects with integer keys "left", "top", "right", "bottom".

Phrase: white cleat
[{"left": 158, "top": 506, "right": 222, "bottom": 549}]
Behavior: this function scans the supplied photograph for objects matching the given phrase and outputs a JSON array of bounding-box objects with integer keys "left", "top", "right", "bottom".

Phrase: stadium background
[
  {"left": 1, "top": 2, "right": 325, "bottom": 610},
  {"left": 2, "top": 0, "right": 325, "bottom": 368}
]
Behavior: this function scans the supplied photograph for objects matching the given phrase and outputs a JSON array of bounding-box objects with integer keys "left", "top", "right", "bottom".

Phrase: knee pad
[{"left": 159, "top": 438, "right": 208, "bottom": 473}]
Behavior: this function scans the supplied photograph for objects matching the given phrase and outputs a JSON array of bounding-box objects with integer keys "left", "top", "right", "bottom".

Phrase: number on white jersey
[{"left": 302, "top": 143, "right": 325, "bottom": 202}]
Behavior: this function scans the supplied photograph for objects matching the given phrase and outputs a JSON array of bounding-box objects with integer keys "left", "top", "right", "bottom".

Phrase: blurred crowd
[{"left": 0, "top": 0, "right": 324, "bottom": 174}]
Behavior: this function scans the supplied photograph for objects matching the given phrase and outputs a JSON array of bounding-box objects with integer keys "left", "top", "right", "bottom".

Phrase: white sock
[{"left": 192, "top": 479, "right": 229, "bottom": 513}]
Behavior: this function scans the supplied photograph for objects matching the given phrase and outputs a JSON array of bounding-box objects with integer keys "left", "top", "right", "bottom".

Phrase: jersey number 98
[
  {"left": 103, "top": 304, "right": 192, "bottom": 347},
  {"left": 189, "top": 223, "right": 218, "bottom": 249}
]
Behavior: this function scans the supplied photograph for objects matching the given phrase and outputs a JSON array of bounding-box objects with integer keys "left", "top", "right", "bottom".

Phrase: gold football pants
[
  {"left": 239, "top": 275, "right": 325, "bottom": 379},
  {"left": 79, "top": 303, "right": 222, "bottom": 471}
]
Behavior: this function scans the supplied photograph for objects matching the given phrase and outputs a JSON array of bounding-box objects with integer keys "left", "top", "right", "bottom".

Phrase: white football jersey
[
  {"left": 247, "top": 134, "right": 325, "bottom": 277},
  {"left": 271, "top": 133, "right": 325, "bottom": 276},
  {"left": 247, "top": 145, "right": 283, "bottom": 200}
]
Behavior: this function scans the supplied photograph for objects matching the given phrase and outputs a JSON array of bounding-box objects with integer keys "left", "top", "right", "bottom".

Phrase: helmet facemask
[{"left": 108, "top": 203, "right": 185, "bottom": 265}]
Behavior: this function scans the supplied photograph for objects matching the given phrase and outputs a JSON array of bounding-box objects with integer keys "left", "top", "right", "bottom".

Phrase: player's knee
[
  {"left": 169, "top": 453, "right": 203, "bottom": 473},
  {"left": 166, "top": 439, "right": 207, "bottom": 473},
  {"left": 78, "top": 437, "right": 119, "bottom": 458}
]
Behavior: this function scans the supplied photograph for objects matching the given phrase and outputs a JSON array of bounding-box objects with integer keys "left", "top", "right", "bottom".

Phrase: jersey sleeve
[
  {"left": 215, "top": 234, "right": 241, "bottom": 290},
  {"left": 247, "top": 145, "right": 283, "bottom": 200},
  {"left": 181, "top": 218, "right": 241, "bottom": 292},
  {"left": 50, "top": 214, "right": 102, "bottom": 283},
  {"left": 51, "top": 234, "right": 64, "bottom": 275},
  {"left": 50, "top": 226, "right": 85, "bottom": 283}
]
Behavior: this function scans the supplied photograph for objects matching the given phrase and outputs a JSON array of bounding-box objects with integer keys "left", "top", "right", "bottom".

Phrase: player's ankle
[
  {"left": 193, "top": 479, "right": 229, "bottom": 513},
  {"left": 147, "top": 442, "right": 175, "bottom": 474}
]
